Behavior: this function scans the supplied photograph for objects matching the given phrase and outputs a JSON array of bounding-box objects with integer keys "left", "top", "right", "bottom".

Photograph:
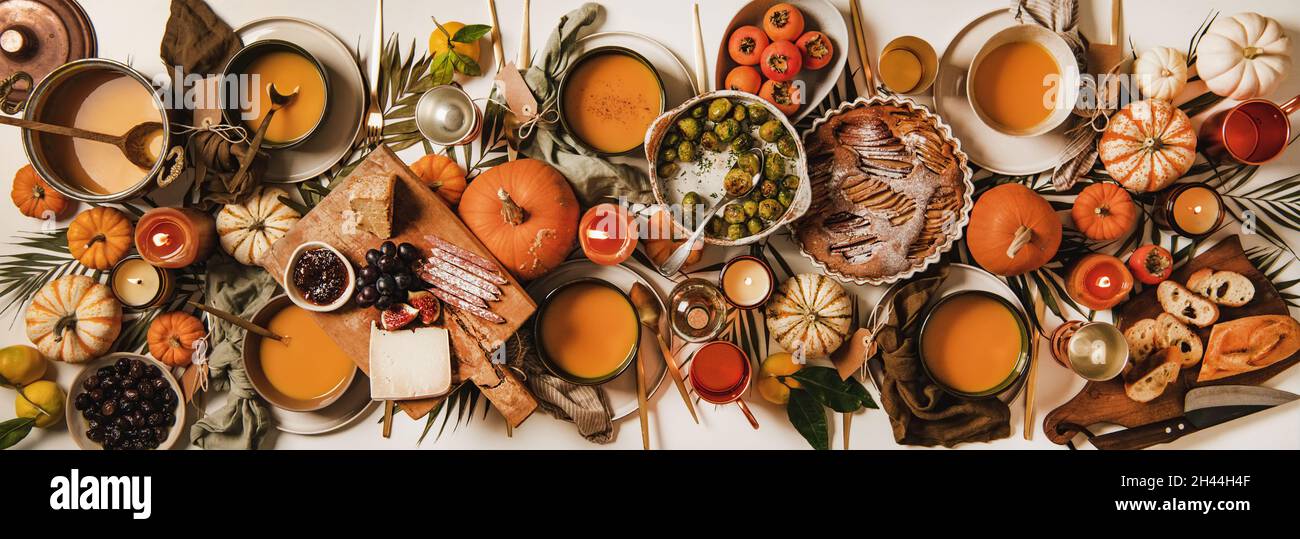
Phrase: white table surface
[{"left": 4, "top": 0, "right": 1299, "bottom": 450}]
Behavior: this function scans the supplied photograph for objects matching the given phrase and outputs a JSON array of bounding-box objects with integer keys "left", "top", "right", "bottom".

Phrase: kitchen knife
[{"left": 1089, "top": 385, "right": 1299, "bottom": 450}]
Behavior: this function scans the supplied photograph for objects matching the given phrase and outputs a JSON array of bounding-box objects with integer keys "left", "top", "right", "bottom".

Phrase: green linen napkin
[
  {"left": 519, "top": 3, "right": 654, "bottom": 207},
  {"left": 875, "top": 265, "right": 1012, "bottom": 447},
  {"left": 189, "top": 253, "right": 279, "bottom": 449}
]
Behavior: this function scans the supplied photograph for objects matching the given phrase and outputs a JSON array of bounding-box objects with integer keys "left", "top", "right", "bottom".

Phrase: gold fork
[{"left": 364, "top": 0, "right": 385, "bottom": 148}]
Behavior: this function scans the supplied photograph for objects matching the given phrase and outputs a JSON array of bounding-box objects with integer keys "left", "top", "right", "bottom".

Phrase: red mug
[
  {"left": 1199, "top": 94, "right": 1300, "bottom": 165},
  {"left": 688, "top": 341, "right": 759, "bottom": 429}
]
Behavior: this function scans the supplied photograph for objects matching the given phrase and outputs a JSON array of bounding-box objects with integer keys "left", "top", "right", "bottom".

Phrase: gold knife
[
  {"left": 635, "top": 346, "right": 650, "bottom": 450},
  {"left": 652, "top": 334, "right": 699, "bottom": 424}
]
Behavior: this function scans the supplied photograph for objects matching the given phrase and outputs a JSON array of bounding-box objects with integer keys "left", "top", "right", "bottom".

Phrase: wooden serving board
[
  {"left": 261, "top": 146, "right": 538, "bottom": 425},
  {"left": 1044, "top": 236, "right": 1299, "bottom": 445}
]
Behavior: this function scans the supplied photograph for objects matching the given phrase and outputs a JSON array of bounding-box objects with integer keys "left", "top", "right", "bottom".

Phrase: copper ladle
[
  {"left": 232, "top": 83, "right": 300, "bottom": 181},
  {"left": 0, "top": 115, "right": 163, "bottom": 169}
]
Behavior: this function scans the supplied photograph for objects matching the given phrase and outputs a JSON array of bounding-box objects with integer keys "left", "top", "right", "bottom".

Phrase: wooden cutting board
[
  {"left": 1043, "top": 236, "right": 1299, "bottom": 445},
  {"left": 261, "top": 146, "right": 538, "bottom": 425}
]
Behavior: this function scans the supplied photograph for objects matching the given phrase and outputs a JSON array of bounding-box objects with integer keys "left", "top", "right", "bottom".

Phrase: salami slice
[
  {"left": 424, "top": 234, "right": 504, "bottom": 277},
  {"left": 430, "top": 248, "right": 508, "bottom": 287},
  {"left": 430, "top": 287, "right": 505, "bottom": 324},
  {"left": 420, "top": 260, "right": 500, "bottom": 302},
  {"left": 414, "top": 265, "right": 489, "bottom": 309}
]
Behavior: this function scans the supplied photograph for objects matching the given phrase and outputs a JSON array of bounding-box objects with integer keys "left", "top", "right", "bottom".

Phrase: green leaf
[
  {"left": 0, "top": 417, "right": 35, "bottom": 450},
  {"left": 452, "top": 24, "right": 492, "bottom": 44},
  {"left": 454, "top": 52, "right": 482, "bottom": 77},
  {"left": 430, "top": 51, "right": 455, "bottom": 87},
  {"left": 788, "top": 366, "right": 875, "bottom": 412},
  {"left": 787, "top": 389, "right": 829, "bottom": 450}
]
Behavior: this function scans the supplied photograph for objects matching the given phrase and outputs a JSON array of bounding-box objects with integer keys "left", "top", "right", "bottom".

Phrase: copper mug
[
  {"left": 1199, "top": 94, "right": 1300, "bottom": 165},
  {"left": 688, "top": 341, "right": 759, "bottom": 429}
]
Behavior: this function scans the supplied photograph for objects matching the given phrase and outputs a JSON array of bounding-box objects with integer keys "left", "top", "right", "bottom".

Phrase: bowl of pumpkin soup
[
  {"left": 967, "top": 24, "right": 1079, "bottom": 137},
  {"left": 244, "top": 295, "right": 358, "bottom": 411},
  {"left": 918, "top": 290, "right": 1029, "bottom": 399},
  {"left": 535, "top": 278, "right": 642, "bottom": 385},
  {"left": 221, "top": 39, "right": 331, "bottom": 149},
  {"left": 559, "top": 47, "right": 666, "bottom": 156}
]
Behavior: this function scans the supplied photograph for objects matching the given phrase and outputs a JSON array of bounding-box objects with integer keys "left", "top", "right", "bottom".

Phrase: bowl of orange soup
[
  {"left": 221, "top": 40, "right": 330, "bottom": 149},
  {"left": 918, "top": 290, "right": 1029, "bottom": 398},
  {"left": 559, "top": 47, "right": 666, "bottom": 156},
  {"left": 535, "top": 278, "right": 642, "bottom": 385},
  {"left": 244, "top": 295, "right": 358, "bottom": 411},
  {"left": 967, "top": 24, "right": 1079, "bottom": 138}
]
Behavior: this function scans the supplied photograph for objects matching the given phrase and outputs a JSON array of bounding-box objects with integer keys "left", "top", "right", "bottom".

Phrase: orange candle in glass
[
  {"left": 578, "top": 203, "right": 639, "bottom": 265},
  {"left": 1066, "top": 254, "right": 1134, "bottom": 311},
  {"left": 1160, "top": 183, "right": 1224, "bottom": 238},
  {"left": 135, "top": 207, "right": 218, "bottom": 268}
]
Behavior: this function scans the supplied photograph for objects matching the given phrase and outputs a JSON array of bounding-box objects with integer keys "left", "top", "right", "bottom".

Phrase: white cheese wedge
[{"left": 368, "top": 323, "right": 452, "bottom": 400}]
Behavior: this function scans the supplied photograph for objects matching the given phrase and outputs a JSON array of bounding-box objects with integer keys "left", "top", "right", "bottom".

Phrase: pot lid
[{"left": 0, "top": 0, "right": 96, "bottom": 108}]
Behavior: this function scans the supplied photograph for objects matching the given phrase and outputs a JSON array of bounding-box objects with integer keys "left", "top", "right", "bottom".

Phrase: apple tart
[{"left": 795, "top": 97, "right": 973, "bottom": 285}]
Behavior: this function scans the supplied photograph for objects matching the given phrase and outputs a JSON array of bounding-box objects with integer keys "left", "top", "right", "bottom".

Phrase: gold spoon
[
  {"left": 0, "top": 116, "right": 163, "bottom": 169},
  {"left": 186, "top": 300, "right": 290, "bottom": 344},
  {"left": 233, "top": 83, "right": 299, "bottom": 182},
  {"left": 629, "top": 282, "right": 700, "bottom": 424}
]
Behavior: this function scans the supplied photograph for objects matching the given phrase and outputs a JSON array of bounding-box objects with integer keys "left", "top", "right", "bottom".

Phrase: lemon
[
  {"left": 429, "top": 21, "right": 482, "bottom": 63},
  {"left": 757, "top": 352, "right": 803, "bottom": 405},
  {"left": 0, "top": 344, "right": 47, "bottom": 386},
  {"left": 15, "top": 380, "right": 64, "bottom": 428}
]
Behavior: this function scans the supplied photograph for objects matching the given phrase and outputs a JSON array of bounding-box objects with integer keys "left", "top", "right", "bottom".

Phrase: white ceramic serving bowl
[
  {"left": 966, "top": 24, "right": 1080, "bottom": 138},
  {"left": 65, "top": 353, "right": 187, "bottom": 450},
  {"left": 282, "top": 241, "right": 355, "bottom": 312}
]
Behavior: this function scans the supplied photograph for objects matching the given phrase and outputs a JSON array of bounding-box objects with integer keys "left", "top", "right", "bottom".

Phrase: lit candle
[
  {"left": 109, "top": 256, "right": 174, "bottom": 309},
  {"left": 578, "top": 203, "right": 638, "bottom": 266},
  {"left": 134, "top": 207, "right": 217, "bottom": 269},
  {"left": 1167, "top": 184, "right": 1223, "bottom": 237},
  {"left": 1067, "top": 254, "right": 1133, "bottom": 311},
  {"left": 720, "top": 255, "right": 774, "bottom": 309}
]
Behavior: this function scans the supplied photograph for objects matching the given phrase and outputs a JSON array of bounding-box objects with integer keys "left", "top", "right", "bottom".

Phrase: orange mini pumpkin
[
  {"left": 410, "top": 154, "right": 467, "bottom": 206},
  {"left": 67, "top": 207, "right": 134, "bottom": 270},
  {"left": 1072, "top": 182, "right": 1137, "bottom": 241},
  {"left": 966, "top": 183, "right": 1062, "bottom": 276},
  {"left": 11, "top": 165, "right": 70, "bottom": 220},
  {"left": 458, "top": 159, "right": 579, "bottom": 281},
  {"left": 147, "top": 311, "right": 205, "bottom": 367}
]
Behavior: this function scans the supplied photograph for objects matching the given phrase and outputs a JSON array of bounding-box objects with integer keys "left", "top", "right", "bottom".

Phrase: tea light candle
[
  {"left": 578, "top": 203, "right": 638, "bottom": 266},
  {"left": 720, "top": 255, "right": 774, "bottom": 309},
  {"left": 1164, "top": 183, "right": 1224, "bottom": 237},
  {"left": 1066, "top": 254, "right": 1133, "bottom": 311},
  {"left": 135, "top": 207, "right": 218, "bottom": 269},
  {"left": 109, "top": 256, "right": 174, "bottom": 309}
]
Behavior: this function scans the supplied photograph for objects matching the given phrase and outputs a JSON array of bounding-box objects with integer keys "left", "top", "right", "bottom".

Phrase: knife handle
[{"left": 1090, "top": 417, "right": 1199, "bottom": 450}]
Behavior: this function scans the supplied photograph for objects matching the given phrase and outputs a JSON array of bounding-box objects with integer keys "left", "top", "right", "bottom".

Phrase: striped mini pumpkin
[
  {"left": 765, "top": 273, "right": 852, "bottom": 359},
  {"left": 1098, "top": 99, "right": 1196, "bottom": 193},
  {"left": 25, "top": 275, "right": 122, "bottom": 363}
]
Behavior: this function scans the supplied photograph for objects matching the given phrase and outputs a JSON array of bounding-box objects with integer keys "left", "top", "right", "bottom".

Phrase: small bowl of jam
[{"left": 284, "top": 241, "right": 355, "bottom": 312}]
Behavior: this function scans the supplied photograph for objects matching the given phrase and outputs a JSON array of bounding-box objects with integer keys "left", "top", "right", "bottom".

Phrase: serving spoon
[
  {"left": 656, "top": 148, "right": 764, "bottom": 277},
  {"left": 233, "top": 83, "right": 299, "bottom": 181},
  {"left": 629, "top": 282, "right": 699, "bottom": 424},
  {"left": 0, "top": 115, "right": 163, "bottom": 169}
]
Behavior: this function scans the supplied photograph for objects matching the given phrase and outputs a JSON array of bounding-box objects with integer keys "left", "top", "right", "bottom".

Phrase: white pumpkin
[
  {"left": 1134, "top": 47, "right": 1189, "bottom": 101},
  {"left": 765, "top": 274, "right": 853, "bottom": 359},
  {"left": 25, "top": 275, "right": 122, "bottom": 364},
  {"left": 217, "top": 187, "right": 301, "bottom": 265},
  {"left": 1195, "top": 12, "right": 1292, "bottom": 100}
]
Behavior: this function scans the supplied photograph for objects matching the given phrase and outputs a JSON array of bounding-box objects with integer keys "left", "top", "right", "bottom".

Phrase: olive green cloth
[
  {"left": 508, "top": 327, "right": 615, "bottom": 444},
  {"left": 189, "top": 253, "right": 279, "bottom": 449},
  {"left": 876, "top": 265, "right": 1012, "bottom": 447},
  {"left": 519, "top": 3, "right": 654, "bottom": 207}
]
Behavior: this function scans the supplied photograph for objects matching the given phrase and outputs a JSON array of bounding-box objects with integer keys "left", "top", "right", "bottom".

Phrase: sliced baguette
[
  {"left": 1186, "top": 268, "right": 1255, "bottom": 307},
  {"left": 1154, "top": 313, "right": 1204, "bottom": 368},
  {"left": 1198, "top": 314, "right": 1300, "bottom": 382},
  {"left": 1124, "top": 347, "right": 1183, "bottom": 403},
  {"left": 1123, "top": 318, "right": 1158, "bottom": 362},
  {"left": 1157, "top": 281, "right": 1219, "bottom": 327}
]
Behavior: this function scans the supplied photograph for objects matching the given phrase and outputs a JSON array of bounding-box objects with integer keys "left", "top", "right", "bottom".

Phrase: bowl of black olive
[{"left": 65, "top": 353, "right": 184, "bottom": 450}]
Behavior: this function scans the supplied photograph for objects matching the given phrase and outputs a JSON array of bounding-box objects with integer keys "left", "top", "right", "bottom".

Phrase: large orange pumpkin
[
  {"left": 11, "top": 165, "right": 70, "bottom": 220},
  {"left": 67, "top": 207, "right": 134, "bottom": 270},
  {"left": 966, "top": 183, "right": 1062, "bottom": 276},
  {"left": 1071, "top": 182, "right": 1137, "bottom": 241},
  {"left": 1099, "top": 99, "right": 1196, "bottom": 192},
  {"left": 148, "top": 311, "right": 205, "bottom": 367},
  {"left": 458, "top": 159, "right": 579, "bottom": 280},
  {"left": 410, "top": 154, "right": 468, "bottom": 206}
]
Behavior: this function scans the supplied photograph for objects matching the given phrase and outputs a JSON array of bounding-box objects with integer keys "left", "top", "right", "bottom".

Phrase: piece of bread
[
  {"left": 1198, "top": 314, "right": 1300, "bottom": 382},
  {"left": 1157, "top": 281, "right": 1219, "bottom": 327},
  {"left": 1154, "top": 313, "right": 1204, "bottom": 368},
  {"left": 1124, "top": 347, "right": 1183, "bottom": 403},
  {"left": 1186, "top": 268, "right": 1255, "bottom": 307},
  {"left": 348, "top": 172, "right": 395, "bottom": 239},
  {"left": 1124, "top": 318, "right": 1158, "bottom": 361}
]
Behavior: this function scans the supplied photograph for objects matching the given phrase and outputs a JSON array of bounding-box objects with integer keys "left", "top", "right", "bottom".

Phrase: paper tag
[
  {"left": 830, "top": 328, "right": 875, "bottom": 381},
  {"left": 495, "top": 62, "right": 538, "bottom": 121}
]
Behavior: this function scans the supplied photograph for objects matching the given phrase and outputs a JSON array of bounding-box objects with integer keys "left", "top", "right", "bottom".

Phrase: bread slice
[
  {"left": 1186, "top": 268, "right": 1255, "bottom": 307},
  {"left": 1154, "top": 313, "right": 1204, "bottom": 368},
  {"left": 347, "top": 172, "right": 396, "bottom": 239},
  {"left": 1198, "top": 314, "right": 1300, "bottom": 382},
  {"left": 1124, "top": 347, "right": 1182, "bottom": 403},
  {"left": 1157, "top": 281, "right": 1219, "bottom": 327},
  {"left": 1124, "top": 318, "right": 1158, "bottom": 362}
]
